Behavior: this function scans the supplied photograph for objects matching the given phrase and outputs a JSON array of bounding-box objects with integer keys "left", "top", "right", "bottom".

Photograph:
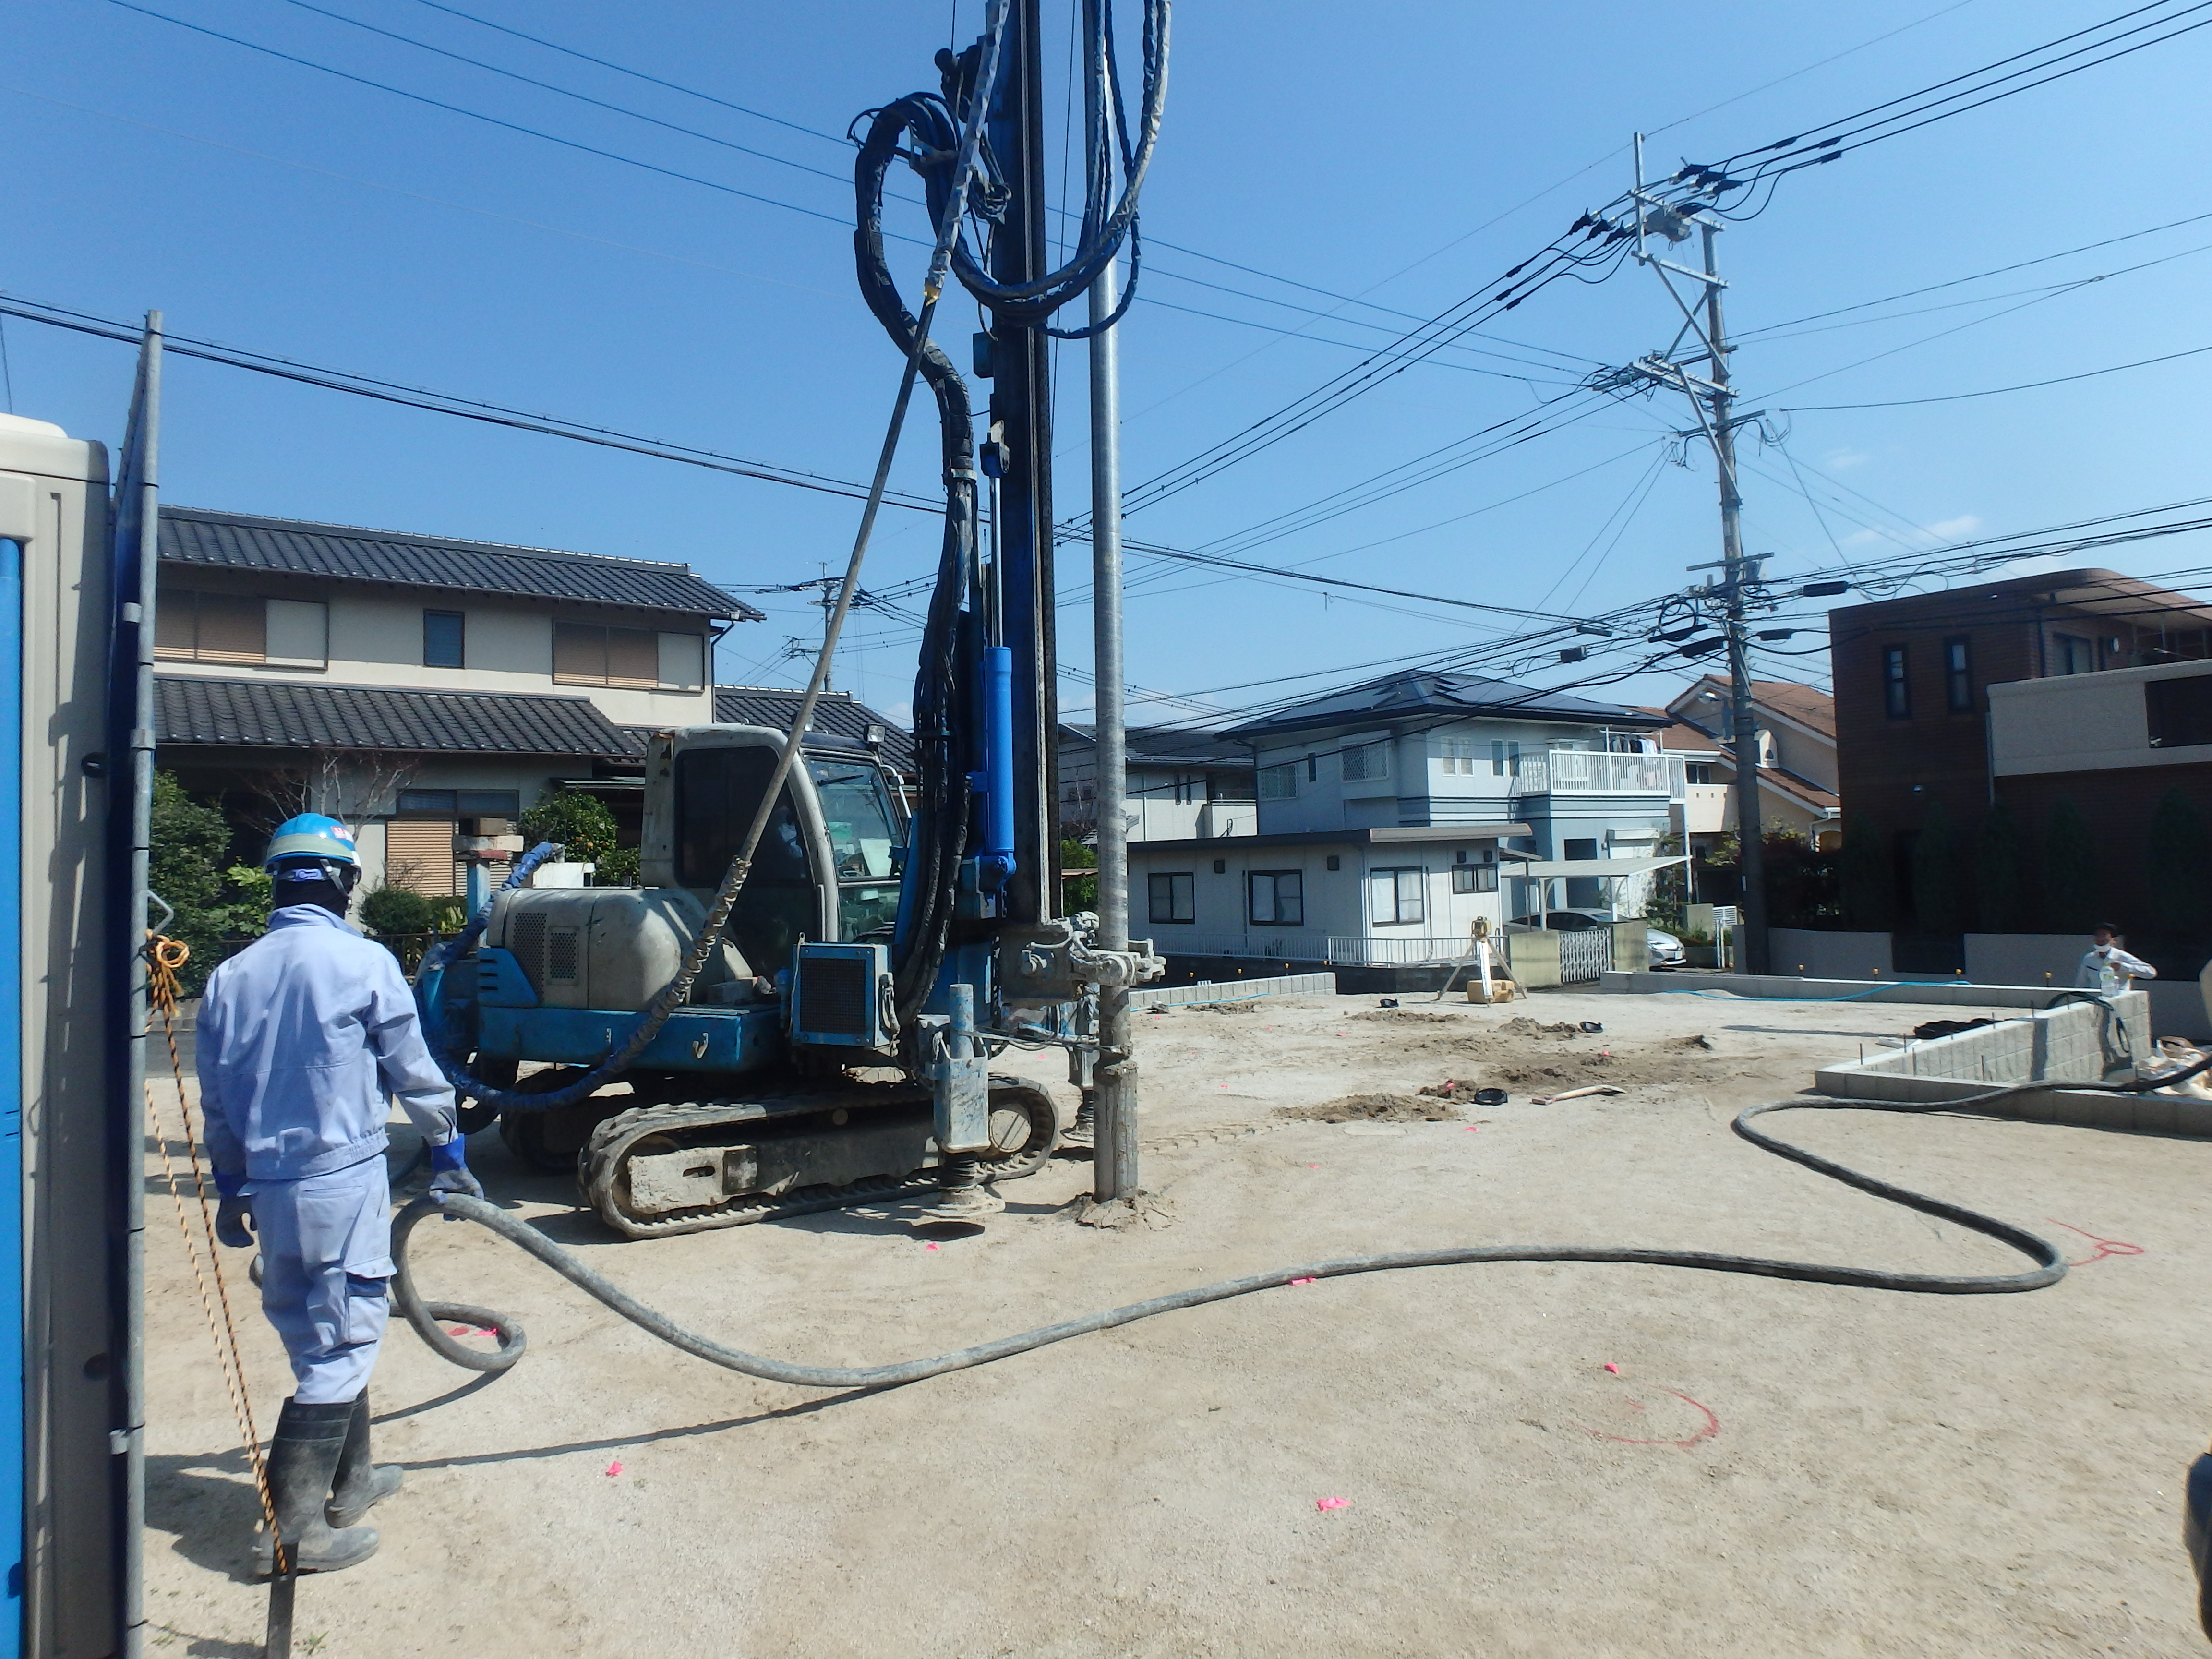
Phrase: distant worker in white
[
  {"left": 2078, "top": 922, "right": 2158, "bottom": 995},
  {"left": 198, "top": 813, "right": 484, "bottom": 1575}
]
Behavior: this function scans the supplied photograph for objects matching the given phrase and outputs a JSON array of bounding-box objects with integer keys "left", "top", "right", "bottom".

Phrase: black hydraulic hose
[{"left": 389, "top": 1082, "right": 2176, "bottom": 1392}]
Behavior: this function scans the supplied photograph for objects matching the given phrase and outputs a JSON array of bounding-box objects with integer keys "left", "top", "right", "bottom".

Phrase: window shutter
[
  {"left": 383, "top": 818, "right": 458, "bottom": 896},
  {"left": 193, "top": 594, "right": 266, "bottom": 664},
  {"left": 154, "top": 589, "right": 197, "bottom": 659},
  {"left": 553, "top": 623, "right": 605, "bottom": 683},
  {"left": 606, "top": 626, "right": 659, "bottom": 689}
]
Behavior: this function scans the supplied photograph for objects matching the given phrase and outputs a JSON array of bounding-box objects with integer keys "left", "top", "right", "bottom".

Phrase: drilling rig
[{"left": 419, "top": 0, "right": 1169, "bottom": 1237}]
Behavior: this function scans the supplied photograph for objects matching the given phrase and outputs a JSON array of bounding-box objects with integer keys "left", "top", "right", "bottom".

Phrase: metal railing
[
  {"left": 1512, "top": 749, "right": 1686, "bottom": 800},
  {"left": 1557, "top": 928, "right": 1613, "bottom": 984},
  {"left": 1144, "top": 930, "right": 1477, "bottom": 967}
]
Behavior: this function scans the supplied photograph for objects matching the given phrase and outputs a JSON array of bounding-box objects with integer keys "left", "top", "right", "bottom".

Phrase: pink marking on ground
[{"left": 2046, "top": 1218, "right": 2144, "bottom": 1267}]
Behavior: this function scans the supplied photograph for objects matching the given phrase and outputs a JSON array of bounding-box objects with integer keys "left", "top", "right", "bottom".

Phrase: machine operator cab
[
  {"left": 640, "top": 723, "right": 906, "bottom": 968},
  {"left": 469, "top": 724, "right": 906, "bottom": 1031}
]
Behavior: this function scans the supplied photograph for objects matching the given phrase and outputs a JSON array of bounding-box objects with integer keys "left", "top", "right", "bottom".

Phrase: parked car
[{"left": 1510, "top": 909, "right": 1685, "bottom": 969}]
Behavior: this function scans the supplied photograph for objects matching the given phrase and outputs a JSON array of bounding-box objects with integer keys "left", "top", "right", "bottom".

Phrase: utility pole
[
  {"left": 816, "top": 565, "right": 835, "bottom": 692},
  {"left": 1619, "top": 134, "right": 1770, "bottom": 974},
  {"left": 1083, "top": 0, "right": 1137, "bottom": 1200}
]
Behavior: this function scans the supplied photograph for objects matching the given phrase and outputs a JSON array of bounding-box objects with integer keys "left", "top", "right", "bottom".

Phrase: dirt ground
[{"left": 142, "top": 985, "right": 2212, "bottom": 1657}]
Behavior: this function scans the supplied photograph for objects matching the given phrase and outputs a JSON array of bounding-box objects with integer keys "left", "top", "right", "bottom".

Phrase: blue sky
[{"left": 8, "top": 0, "right": 2211, "bottom": 725}]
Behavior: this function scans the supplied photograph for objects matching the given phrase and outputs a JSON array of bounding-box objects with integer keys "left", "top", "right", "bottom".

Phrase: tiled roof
[
  {"left": 1229, "top": 671, "right": 1667, "bottom": 739},
  {"left": 158, "top": 506, "right": 761, "bottom": 621},
  {"left": 1748, "top": 679, "right": 1836, "bottom": 739},
  {"left": 1628, "top": 709, "right": 1723, "bottom": 753},
  {"left": 713, "top": 686, "right": 916, "bottom": 773},
  {"left": 1058, "top": 723, "right": 1256, "bottom": 769},
  {"left": 156, "top": 675, "right": 641, "bottom": 758}
]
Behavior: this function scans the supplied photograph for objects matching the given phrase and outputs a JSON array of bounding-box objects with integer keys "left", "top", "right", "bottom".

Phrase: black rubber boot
[
  {"left": 253, "top": 1397, "right": 380, "bottom": 1576},
  {"left": 326, "top": 1389, "right": 403, "bottom": 1529}
]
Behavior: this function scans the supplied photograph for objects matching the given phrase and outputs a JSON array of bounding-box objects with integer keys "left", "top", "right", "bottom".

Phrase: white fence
[
  {"left": 1153, "top": 931, "right": 1475, "bottom": 967},
  {"left": 1556, "top": 929, "right": 1612, "bottom": 983}
]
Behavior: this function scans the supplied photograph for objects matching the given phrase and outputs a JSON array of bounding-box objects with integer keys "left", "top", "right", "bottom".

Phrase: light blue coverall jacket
[{"left": 197, "top": 903, "right": 459, "bottom": 1401}]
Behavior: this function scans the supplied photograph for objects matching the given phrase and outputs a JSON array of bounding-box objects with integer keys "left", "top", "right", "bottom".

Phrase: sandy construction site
[{"left": 142, "top": 986, "right": 2212, "bottom": 1656}]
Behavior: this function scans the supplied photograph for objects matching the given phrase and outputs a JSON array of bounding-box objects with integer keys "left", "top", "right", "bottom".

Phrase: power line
[{"left": 1779, "top": 341, "right": 2212, "bottom": 411}]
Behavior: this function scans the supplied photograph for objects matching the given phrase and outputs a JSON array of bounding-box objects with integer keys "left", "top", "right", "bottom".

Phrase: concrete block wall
[
  {"left": 1769, "top": 928, "right": 1894, "bottom": 979},
  {"left": 1130, "top": 972, "right": 1337, "bottom": 1010},
  {"left": 1812, "top": 991, "right": 2147, "bottom": 1099}
]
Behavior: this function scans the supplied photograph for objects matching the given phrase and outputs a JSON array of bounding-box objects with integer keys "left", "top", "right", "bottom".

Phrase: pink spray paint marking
[
  {"left": 1315, "top": 1497, "right": 1351, "bottom": 1512},
  {"left": 1287, "top": 1277, "right": 1317, "bottom": 1286},
  {"left": 1602, "top": 1362, "right": 1620, "bottom": 1374},
  {"left": 605, "top": 1460, "right": 624, "bottom": 1477},
  {"left": 923, "top": 1241, "right": 941, "bottom": 1252},
  {"left": 1573, "top": 1391, "right": 1720, "bottom": 1448},
  {"left": 2046, "top": 1218, "right": 2144, "bottom": 1267}
]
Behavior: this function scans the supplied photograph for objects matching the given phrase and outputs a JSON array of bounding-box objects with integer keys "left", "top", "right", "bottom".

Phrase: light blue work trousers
[{"left": 252, "top": 1154, "right": 394, "bottom": 1405}]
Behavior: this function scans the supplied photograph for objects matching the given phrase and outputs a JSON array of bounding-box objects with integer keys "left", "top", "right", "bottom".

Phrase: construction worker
[
  {"left": 198, "top": 813, "right": 483, "bottom": 1575},
  {"left": 2078, "top": 923, "right": 2158, "bottom": 995}
]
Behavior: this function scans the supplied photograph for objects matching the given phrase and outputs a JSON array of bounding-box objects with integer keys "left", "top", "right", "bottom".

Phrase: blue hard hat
[{"left": 264, "top": 813, "right": 361, "bottom": 875}]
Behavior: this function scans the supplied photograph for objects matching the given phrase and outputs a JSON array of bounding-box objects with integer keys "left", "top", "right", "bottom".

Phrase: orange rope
[{"left": 141, "top": 932, "right": 277, "bottom": 1539}]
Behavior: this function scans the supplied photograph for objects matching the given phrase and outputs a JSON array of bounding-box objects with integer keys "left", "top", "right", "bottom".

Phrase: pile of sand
[{"left": 1279, "top": 1092, "right": 1464, "bottom": 1124}]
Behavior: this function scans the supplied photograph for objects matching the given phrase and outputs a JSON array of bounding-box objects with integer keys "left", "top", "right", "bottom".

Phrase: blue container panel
[{"left": 477, "top": 1004, "right": 782, "bottom": 1074}]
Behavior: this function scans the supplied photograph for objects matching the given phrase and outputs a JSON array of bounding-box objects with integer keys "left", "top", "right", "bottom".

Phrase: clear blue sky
[{"left": 8, "top": 0, "right": 2211, "bottom": 725}]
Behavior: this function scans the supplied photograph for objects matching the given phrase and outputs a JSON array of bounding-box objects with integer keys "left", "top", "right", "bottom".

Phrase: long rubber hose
[{"left": 389, "top": 1078, "right": 2200, "bottom": 1392}]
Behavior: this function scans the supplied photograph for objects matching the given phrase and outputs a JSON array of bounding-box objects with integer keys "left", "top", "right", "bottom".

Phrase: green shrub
[
  {"left": 360, "top": 885, "right": 434, "bottom": 937},
  {"left": 1059, "top": 837, "right": 1097, "bottom": 912},
  {"left": 2147, "top": 788, "right": 2212, "bottom": 934},
  {"left": 150, "top": 772, "right": 268, "bottom": 993},
  {"left": 2042, "top": 798, "right": 2096, "bottom": 932},
  {"left": 593, "top": 845, "right": 641, "bottom": 887},
  {"left": 1973, "top": 803, "right": 2029, "bottom": 933},
  {"left": 517, "top": 791, "right": 619, "bottom": 867}
]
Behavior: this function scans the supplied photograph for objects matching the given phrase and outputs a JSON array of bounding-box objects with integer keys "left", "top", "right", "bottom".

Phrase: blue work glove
[
  {"left": 213, "top": 1168, "right": 254, "bottom": 1249},
  {"left": 428, "top": 1137, "right": 485, "bottom": 1203}
]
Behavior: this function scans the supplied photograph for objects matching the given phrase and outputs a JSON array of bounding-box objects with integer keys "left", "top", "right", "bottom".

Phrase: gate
[{"left": 1557, "top": 928, "right": 1612, "bottom": 984}]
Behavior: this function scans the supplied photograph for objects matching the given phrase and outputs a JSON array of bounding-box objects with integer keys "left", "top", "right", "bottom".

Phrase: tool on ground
[{"left": 408, "top": 0, "right": 1171, "bottom": 1240}]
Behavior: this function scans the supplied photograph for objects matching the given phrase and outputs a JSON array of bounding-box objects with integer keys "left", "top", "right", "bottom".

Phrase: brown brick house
[{"left": 1829, "top": 566, "right": 2212, "bottom": 933}]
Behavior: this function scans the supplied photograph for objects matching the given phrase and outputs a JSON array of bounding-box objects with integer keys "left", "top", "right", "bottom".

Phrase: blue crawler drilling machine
[{"left": 418, "top": 0, "right": 1169, "bottom": 1237}]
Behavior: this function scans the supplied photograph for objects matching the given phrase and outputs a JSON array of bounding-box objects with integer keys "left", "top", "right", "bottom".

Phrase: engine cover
[{"left": 485, "top": 886, "right": 755, "bottom": 1012}]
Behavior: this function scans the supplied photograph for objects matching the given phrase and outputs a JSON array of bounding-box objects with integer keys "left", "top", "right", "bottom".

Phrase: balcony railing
[{"left": 1512, "top": 748, "right": 1685, "bottom": 800}]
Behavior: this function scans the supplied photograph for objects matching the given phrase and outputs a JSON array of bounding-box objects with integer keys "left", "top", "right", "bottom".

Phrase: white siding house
[{"left": 1128, "top": 671, "right": 1684, "bottom": 966}]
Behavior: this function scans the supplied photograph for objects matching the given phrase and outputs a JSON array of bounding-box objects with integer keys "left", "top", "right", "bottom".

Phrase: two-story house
[
  {"left": 1124, "top": 671, "right": 1682, "bottom": 970},
  {"left": 1829, "top": 565, "right": 2212, "bottom": 932},
  {"left": 1637, "top": 676, "right": 1841, "bottom": 868},
  {"left": 152, "top": 505, "right": 758, "bottom": 895},
  {"left": 1057, "top": 723, "right": 1257, "bottom": 842}
]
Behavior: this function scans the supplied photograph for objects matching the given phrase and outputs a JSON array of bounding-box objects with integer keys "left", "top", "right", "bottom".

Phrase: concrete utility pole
[
  {"left": 1622, "top": 135, "right": 1770, "bottom": 973},
  {"left": 1083, "top": 0, "right": 1138, "bottom": 1200}
]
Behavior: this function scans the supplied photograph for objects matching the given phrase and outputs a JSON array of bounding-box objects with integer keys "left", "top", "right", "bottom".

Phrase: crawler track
[{"left": 579, "top": 1075, "right": 1058, "bottom": 1238}]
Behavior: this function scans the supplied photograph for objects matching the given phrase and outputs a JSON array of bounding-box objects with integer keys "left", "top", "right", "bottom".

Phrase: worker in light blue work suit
[{"left": 200, "top": 814, "right": 484, "bottom": 1576}]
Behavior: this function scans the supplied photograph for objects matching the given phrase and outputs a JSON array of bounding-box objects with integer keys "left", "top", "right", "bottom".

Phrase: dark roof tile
[
  {"left": 158, "top": 506, "right": 760, "bottom": 620},
  {"left": 713, "top": 685, "right": 915, "bottom": 772},
  {"left": 156, "top": 675, "right": 641, "bottom": 758}
]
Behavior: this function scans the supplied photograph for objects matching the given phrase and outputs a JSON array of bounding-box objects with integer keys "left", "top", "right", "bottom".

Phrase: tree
[
  {"left": 149, "top": 771, "right": 267, "bottom": 993},
  {"left": 2041, "top": 797, "right": 2097, "bottom": 933},
  {"left": 517, "top": 790, "right": 619, "bottom": 867},
  {"left": 1973, "top": 802, "right": 2030, "bottom": 933},
  {"left": 2146, "top": 787, "right": 2212, "bottom": 935},
  {"left": 1059, "top": 836, "right": 1098, "bottom": 913},
  {"left": 1910, "top": 800, "right": 1966, "bottom": 933},
  {"left": 1838, "top": 815, "right": 1893, "bottom": 930}
]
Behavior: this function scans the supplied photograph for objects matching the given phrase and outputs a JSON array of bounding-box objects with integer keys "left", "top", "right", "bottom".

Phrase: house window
[
  {"left": 1257, "top": 763, "right": 1298, "bottom": 800},
  {"left": 1452, "top": 865, "right": 1498, "bottom": 894},
  {"left": 2054, "top": 633, "right": 2095, "bottom": 676},
  {"left": 1247, "top": 870, "right": 1304, "bottom": 927},
  {"left": 1944, "top": 636, "right": 1973, "bottom": 711},
  {"left": 1305, "top": 755, "right": 1318, "bottom": 783},
  {"left": 2147, "top": 676, "right": 2212, "bottom": 748},
  {"left": 1882, "top": 645, "right": 1911, "bottom": 718},
  {"left": 1147, "top": 872, "right": 1195, "bottom": 924},
  {"left": 155, "top": 589, "right": 267, "bottom": 664},
  {"left": 555, "top": 622, "right": 661, "bottom": 688},
  {"left": 1686, "top": 762, "right": 1716, "bottom": 784},
  {"left": 1563, "top": 838, "right": 1598, "bottom": 862},
  {"left": 1171, "top": 772, "right": 1204, "bottom": 805},
  {"left": 1371, "top": 867, "right": 1426, "bottom": 926},
  {"left": 1341, "top": 742, "right": 1390, "bottom": 782},
  {"left": 1439, "top": 739, "right": 1479, "bottom": 776},
  {"left": 397, "top": 789, "right": 521, "bottom": 817},
  {"left": 424, "top": 610, "right": 466, "bottom": 669}
]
